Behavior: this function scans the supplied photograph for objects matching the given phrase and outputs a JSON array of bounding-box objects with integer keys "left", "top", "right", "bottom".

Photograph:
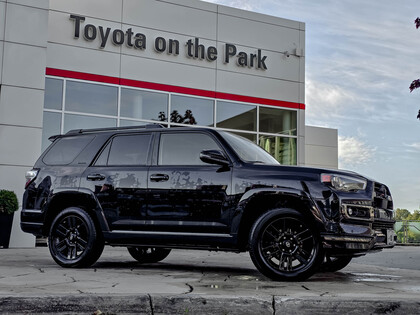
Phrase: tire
[
  {"left": 127, "top": 247, "right": 172, "bottom": 263},
  {"left": 320, "top": 255, "right": 352, "bottom": 272},
  {"left": 249, "top": 208, "right": 323, "bottom": 281},
  {"left": 48, "top": 207, "right": 104, "bottom": 268}
]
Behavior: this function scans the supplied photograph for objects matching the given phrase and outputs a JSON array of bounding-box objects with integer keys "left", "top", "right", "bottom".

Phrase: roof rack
[{"left": 65, "top": 124, "right": 166, "bottom": 135}]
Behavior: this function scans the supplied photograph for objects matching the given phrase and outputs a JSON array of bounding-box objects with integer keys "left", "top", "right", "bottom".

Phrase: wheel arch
[
  {"left": 234, "top": 188, "right": 325, "bottom": 251},
  {"left": 42, "top": 189, "right": 109, "bottom": 236}
]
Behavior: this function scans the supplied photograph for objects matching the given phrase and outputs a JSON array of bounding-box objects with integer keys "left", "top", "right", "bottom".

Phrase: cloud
[
  {"left": 338, "top": 136, "right": 376, "bottom": 168},
  {"left": 404, "top": 142, "right": 420, "bottom": 151}
]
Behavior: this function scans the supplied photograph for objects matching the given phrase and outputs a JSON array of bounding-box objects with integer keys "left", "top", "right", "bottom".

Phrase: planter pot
[{"left": 0, "top": 212, "right": 14, "bottom": 248}]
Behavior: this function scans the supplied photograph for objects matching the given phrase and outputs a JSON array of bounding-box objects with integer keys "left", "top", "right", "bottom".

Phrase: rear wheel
[
  {"left": 320, "top": 255, "right": 352, "bottom": 272},
  {"left": 127, "top": 247, "right": 171, "bottom": 263},
  {"left": 48, "top": 207, "right": 104, "bottom": 268},
  {"left": 249, "top": 208, "right": 323, "bottom": 281}
]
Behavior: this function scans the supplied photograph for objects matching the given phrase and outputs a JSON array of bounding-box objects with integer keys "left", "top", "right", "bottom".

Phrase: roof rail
[{"left": 65, "top": 124, "right": 166, "bottom": 135}]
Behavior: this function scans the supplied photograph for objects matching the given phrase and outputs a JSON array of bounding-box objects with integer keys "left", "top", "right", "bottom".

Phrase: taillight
[{"left": 25, "top": 169, "right": 39, "bottom": 189}]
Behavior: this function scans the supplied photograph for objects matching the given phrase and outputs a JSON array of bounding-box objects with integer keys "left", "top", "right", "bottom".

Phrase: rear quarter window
[{"left": 43, "top": 135, "right": 95, "bottom": 165}]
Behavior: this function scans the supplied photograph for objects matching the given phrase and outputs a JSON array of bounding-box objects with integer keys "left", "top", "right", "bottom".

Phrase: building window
[
  {"left": 63, "top": 114, "right": 117, "bottom": 133},
  {"left": 44, "top": 78, "right": 63, "bottom": 110},
  {"left": 42, "top": 77, "right": 299, "bottom": 165},
  {"left": 259, "top": 107, "right": 297, "bottom": 136},
  {"left": 65, "top": 81, "right": 118, "bottom": 116},
  {"left": 216, "top": 101, "right": 257, "bottom": 132},
  {"left": 41, "top": 111, "right": 61, "bottom": 151},
  {"left": 121, "top": 88, "right": 168, "bottom": 122},
  {"left": 170, "top": 95, "right": 214, "bottom": 127}
]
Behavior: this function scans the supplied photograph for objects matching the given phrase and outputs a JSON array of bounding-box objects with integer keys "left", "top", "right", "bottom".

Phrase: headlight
[{"left": 321, "top": 174, "right": 367, "bottom": 192}]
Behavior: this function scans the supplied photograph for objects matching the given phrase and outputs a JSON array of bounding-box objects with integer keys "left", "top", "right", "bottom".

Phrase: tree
[
  {"left": 158, "top": 110, "right": 197, "bottom": 125},
  {"left": 410, "top": 18, "right": 420, "bottom": 120},
  {"left": 395, "top": 208, "right": 411, "bottom": 220}
]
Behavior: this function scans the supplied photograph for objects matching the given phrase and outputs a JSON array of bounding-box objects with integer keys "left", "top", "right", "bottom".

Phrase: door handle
[
  {"left": 150, "top": 174, "right": 169, "bottom": 182},
  {"left": 87, "top": 174, "right": 106, "bottom": 181}
]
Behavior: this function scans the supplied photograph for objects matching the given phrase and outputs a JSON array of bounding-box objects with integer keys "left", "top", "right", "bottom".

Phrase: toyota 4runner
[{"left": 21, "top": 124, "right": 396, "bottom": 281}]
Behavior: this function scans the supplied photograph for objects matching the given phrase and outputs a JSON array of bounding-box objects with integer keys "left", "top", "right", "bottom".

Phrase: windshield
[{"left": 220, "top": 131, "right": 280, "bottom": 165}]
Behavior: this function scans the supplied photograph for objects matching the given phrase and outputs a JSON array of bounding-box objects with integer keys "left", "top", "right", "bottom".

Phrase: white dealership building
[{"left": 0, "top": 0, "right": 338, "bottom": 247}]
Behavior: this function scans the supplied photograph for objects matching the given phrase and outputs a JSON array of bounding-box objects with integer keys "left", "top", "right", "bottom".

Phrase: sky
[{"left": 205, "top": 0, "right": 420, "bottom": 211}]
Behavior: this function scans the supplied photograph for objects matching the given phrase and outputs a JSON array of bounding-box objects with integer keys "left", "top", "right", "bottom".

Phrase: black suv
[{"left": 21, "top": 125, "right": 396, "bottom": 281}]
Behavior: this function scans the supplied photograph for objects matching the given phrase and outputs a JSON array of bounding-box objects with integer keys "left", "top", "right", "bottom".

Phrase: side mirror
[{"left": 200, "top": 150, "right": 229, "bottom": 166}]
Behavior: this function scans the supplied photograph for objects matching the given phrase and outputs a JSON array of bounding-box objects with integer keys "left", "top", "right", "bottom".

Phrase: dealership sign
[{"left": 70, "top": 14, "right": 268, "bottom": 70}]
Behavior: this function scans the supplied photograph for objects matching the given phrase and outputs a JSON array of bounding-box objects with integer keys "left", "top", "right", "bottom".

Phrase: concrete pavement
[{"left": 0, "top": 246, "right": 419, "bottom": 314}]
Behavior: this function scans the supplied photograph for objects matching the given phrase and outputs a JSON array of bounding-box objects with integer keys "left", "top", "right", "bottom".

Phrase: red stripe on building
[{"left": 46, "top": 68, "right": 305, "bottom": 110}]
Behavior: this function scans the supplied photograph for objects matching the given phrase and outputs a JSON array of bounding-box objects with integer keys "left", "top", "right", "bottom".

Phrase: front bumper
[{"left": 321, "top": 221, "right": 396, "bottom": 256}]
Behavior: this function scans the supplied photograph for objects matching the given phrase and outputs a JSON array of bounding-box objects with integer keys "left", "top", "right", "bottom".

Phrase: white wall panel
[
  {"left": 216, "top": 43, "right": 300, "bottom": 82},
  {"left": 218, "top": 5, "right": 301, "bottom": 29},
  {"left": 2, "top": 42, "right": 46, "bottom": 89},
  {"left": 306, "top": 126, "right": 338, "bottom": 147},
  {"left": 0, "top": 86, "right": 44, "bottom": 128},
  {"left": 48, "top": 11, "right": 122, "bottom": 54},
  {"left": 6, "top": 0, "right": 48, "bottom": 10},
  {"left": 120, "top": 54, "right": 216, "bottom": 91},
  {"left": 120, "top": 26, "right": 217, "bottom": 70},
  {"left": 304, "top": 145, "right": 338, "bottom": 169},
  {"left": 49, "top": 0, "right": 122, "bottom": 22},
  {"left": 0, "top": 1, "right": 5, "bottom": 41},
  {"left": 217, "top": 14, "right": 301, "bottom": 54},
  {"left": 298, "top": 135, "right": 305, "bottom": 166},
  {"left": 123, "top": 0, "right": 217, "bottom": 39},
  {"left": 216, "top": 70, "right": 299, "bottom": 103},
  {"left": 305, "top": 126, "right": 338, "bottom": 169},
  {"left": 0, "top": 125, "right": 42, "bottom": 166},
  {"left": 5, "top": 3, "right": 48, "bottom": 47},
  {"left": 47, "top": 43, "right": 121, "bottom": 78},
  {"left": 0, "top": 41, "right": 3, "bottom": 83},
  {"left": 156, "top": 0, "right": 216, "bottom": 12}
]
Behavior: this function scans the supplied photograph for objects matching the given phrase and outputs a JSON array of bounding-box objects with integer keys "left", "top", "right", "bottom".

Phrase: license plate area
[{"left": 386, "top": 229, "right": 397, "bottom": 246}]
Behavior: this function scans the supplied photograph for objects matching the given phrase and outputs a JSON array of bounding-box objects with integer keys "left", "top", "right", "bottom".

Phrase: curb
[{"left": 1, "top": 295, "right": 419, "bottom": 314}]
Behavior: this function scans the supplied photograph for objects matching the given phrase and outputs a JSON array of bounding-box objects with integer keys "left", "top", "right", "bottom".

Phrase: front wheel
[
  {"left": 249, "top": 208, "right": 323, "bottom": 281},
  {"left": 127, "top": 247, "right": 171, "bottom": 263},
  {"left": 48, "top": 207, "right": 104, "bottom": 268}
]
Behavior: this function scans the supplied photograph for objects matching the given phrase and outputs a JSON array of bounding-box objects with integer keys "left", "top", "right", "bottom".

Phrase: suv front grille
[
  {"left": 372, "top": 221, "right": 394, "bottom": 230},
  {"left": 373, "top": 183, "right": 393, "bottom": 210}
]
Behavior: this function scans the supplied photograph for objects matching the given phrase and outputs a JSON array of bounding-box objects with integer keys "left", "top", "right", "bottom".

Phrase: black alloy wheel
[
  {"left": 127, "top": 247, "right": 172, "bottom": 263},
  {"left": 48, "top": 207, "right": 104, "bottom": 268},
  {"left": 249, "top": 208, "right": 323, "bottom": 281},
  {"left": 320, "top": 255, "right": 352, "bottom": 272}
]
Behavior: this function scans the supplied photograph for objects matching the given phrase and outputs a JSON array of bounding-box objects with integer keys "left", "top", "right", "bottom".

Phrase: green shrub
[{"left": 0, "top": 190, "right": 19, "bottom": 215}]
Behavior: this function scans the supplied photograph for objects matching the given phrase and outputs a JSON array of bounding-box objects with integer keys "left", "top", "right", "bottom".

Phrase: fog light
[{"left": 348, "top": 208, "right": 353, "bottom": 216}]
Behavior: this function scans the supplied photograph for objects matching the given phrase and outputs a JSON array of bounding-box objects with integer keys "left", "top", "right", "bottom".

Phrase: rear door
[
  {"left": 147, "top": 131, "right": 232, "bottom": 234},
  {"left": 81, "top": 133, "right": 152, "bottom": 230}
]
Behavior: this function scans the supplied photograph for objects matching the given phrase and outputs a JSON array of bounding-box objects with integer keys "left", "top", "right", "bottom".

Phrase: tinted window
[
  {"left": 101, "top": 134, "right": 151, "bottom": 166},
  {"left": 43, "top": 136, "right": 94, "bottom": 165},
  {"left": 159, "top": 133, "right": 221, "bottom": 165},
  {"left": 220, "top": 131, "right": 279, "bottom": 165}
]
